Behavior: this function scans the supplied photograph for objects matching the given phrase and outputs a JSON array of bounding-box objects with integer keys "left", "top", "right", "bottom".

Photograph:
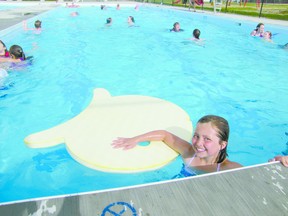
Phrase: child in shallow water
[
  {"left": 7, "top": 45, "right": 33, "bottom": 70},
  {"left": 106, "top": 17, "right": 112, "bottom": 26},
  {"left": 0, "top": 43, "right": 26, "bottom": 63},
  {"left": 170, "top": 22, "right": 184, "bottom": 32},
  {"left": 127, "top": 16, "right": 135, "bottom": 26},
  {"left": 189, "top": 29, "right": 202, "bottom": 41},
  {"left": 263, "top": 31, "right": 272, "bottom": 42},
  {"left": 23, "top": 20, "right": 42, "bottom": 34},
  {"left": 9, "top": 45, "right": 26, "bottom": 61},
  {"left": 250, "top": 23, "right": 265, "bottom": 37}
]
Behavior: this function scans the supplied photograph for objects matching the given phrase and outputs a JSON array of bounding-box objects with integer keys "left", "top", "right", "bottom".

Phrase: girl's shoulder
[{"left": 221, "top": 159, "right": 243, "bottom": 170}]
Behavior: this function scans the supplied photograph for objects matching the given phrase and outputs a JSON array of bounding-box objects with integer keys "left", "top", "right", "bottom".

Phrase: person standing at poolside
[
  {"left": 250, "top": 23, "right": 264, "bottom": 37},
  {"left": 189, "top": 0, "right": 196, "bottom": 12}
]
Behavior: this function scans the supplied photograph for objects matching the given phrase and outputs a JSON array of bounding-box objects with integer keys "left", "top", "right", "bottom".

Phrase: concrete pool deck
[{"left": 0, "top": 162, "right": 288, "bottom": 215}]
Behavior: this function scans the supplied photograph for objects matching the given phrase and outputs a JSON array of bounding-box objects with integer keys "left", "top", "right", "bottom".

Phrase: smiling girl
[{"left": 112, "top": 115, "right": 242, "bottom": 175}]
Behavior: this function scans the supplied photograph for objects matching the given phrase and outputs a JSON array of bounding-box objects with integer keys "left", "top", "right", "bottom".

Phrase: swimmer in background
[
  {"left": 7, "top": 45, "right": 33, "bottom": 70},
  {"left": 189, "top": 29, "right": 202, "bottom": 41},
  {"left": 9, "top": 45, "right": 26, "bottom": 61},
  {"left": 70, "top": 11, "right": 79, "bottom": 17},
  {"left": 66, "top": 2, "right": 80, "bottom": 8},
  {"left": 116, "top": 4, "right": 120, "bottom": 10},
  {"left": 188, "top": 29, "right": 204, "bottom": 46},
  {"left": 0, "top": 43, "right": 24, "bottom": 63},
  {"left": 135, "top": 4, "right": 140, "bottom": 11},
  {"left": 0, "top": 40, "right": 10, "bottom": 57},
  {"left": 23, "top": 20, "right": 42, "bottom": 34},
  {"left": 263, "top": 31, "right": 272, "bottom": 42},
  {"left": 250, "top": 23, "right": 264, "bottom": 37},
  {"left": 170, "top": 22, "right": 184, "bottom": 32},
  {"left": 101, "top": 5, "right": 107, "bottom": 10},
  {"left": 106, "top": 17, "right": 112, "bottom": 26},
  {"left": 127, "top": 16, "right": 135, "bottom": 27}
]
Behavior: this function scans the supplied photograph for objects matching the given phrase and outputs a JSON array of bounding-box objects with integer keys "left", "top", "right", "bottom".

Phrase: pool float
[{"left": 25, "top": 88, "right": 193, "bottom": 173}]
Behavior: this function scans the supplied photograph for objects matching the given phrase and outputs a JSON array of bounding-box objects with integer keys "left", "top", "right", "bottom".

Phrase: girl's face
[
  {"left": 174, "top": 24, "right": 180, "bottom": 31},
  {"left": 192, "top": 122, "right": 226, "bottom": 159},
  {"left": 259, "top": 24, "right": 264, "bottom": 33},
  {"left": 263, "top": 31, "right": 271, "bottom": 39}
]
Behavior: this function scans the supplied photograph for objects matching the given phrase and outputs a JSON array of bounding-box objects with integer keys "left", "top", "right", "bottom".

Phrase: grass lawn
[{"left": 150, "top": 0, "right": 288, "bottom": 21}]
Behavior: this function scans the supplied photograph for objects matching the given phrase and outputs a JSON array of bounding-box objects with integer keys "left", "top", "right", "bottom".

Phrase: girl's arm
[
  {"left": 112, "top": 130, "right": 193, "bottom": 156},
  {"left": 0, "top": 57, "right": 21, "bottom": 63},
  {"left": 23, "top": 20, "right": 34, "bottom": 31}
]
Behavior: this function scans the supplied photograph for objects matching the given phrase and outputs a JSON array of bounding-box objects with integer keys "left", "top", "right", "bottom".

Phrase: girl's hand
[
  {"left": 269, "top": 155, "right": 288, "bottom": 167},
  {"left": 111, "top": 137, "right": 138, "bottom": 150}
]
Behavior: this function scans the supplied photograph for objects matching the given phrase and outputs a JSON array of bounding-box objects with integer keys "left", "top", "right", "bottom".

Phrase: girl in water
[
  {"left": 113, "top": 115, "right": 242, "bottom": 175},
  {"left": 250, "top": 23, "right": 265, "bottom": 37},
  {"left": 112, "top": 115, "right": 288, "bottom": 176}
]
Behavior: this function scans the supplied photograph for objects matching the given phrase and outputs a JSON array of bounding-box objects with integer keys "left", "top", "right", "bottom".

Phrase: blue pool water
[{"left": 0, "top": 4, "right": 287, "bottom": 203}]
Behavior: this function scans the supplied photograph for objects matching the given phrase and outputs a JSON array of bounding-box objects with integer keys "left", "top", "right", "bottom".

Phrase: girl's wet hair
[
  {"left": 9, "top": 45, "right": 25, "bottom": 60},
  {"left": 106, "top": 17, "right": 112, "bottom": 24},
  {"left": 193, "top": 29, "right": 201, "bottom": 39},
  {"left": 0, "top": 40, "right": 6, "bottom": 48},
  {"left": 255, "top": 22, "right": 264, "bottom": 31},
  {"left": 198, "top": 115, "right": 229, "bottom": 163}
]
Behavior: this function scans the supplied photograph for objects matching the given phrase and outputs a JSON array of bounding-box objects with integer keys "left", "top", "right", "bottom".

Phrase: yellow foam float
[{"left": 25, "top": 88, "right": 193, "bottom": 173}]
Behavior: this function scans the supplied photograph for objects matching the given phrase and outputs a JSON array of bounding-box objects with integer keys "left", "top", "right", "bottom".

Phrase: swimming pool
[{"left": 0, "top": 4, "right": 287, "bottom": 203}]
